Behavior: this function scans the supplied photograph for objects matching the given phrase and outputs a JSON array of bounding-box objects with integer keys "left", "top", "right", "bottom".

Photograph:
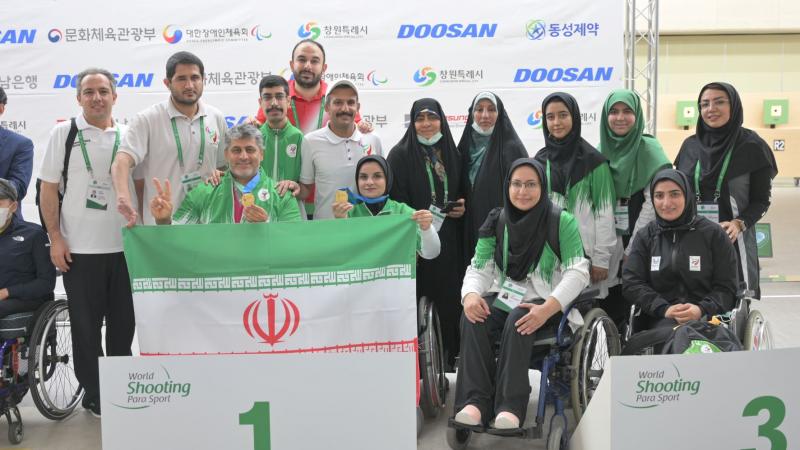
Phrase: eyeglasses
[
  {"left": 510, "top": 181, "right": 539, "bottom": 191},
  {"left": 699, "top": 99, "right": 729, "bottom": 110},
  {"left": 260, "top": 93, "right": 287, "bottom": 102}
]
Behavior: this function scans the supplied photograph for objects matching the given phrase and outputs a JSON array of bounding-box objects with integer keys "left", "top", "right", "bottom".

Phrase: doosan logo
[
  {"left": 397, "top": 23, "right": 497, "bottom": 39},
  {"left": 243, "top": 293, "right": 301, "bottom": 346},
  {"left": 514, "top": 66, "right": 614, "bottom": 83},
  {"left": 0, "top": 29, "right": 36, "bottom": 44},
  {"left": 53, "top": 73, "right": 155, "bottom": 89}
]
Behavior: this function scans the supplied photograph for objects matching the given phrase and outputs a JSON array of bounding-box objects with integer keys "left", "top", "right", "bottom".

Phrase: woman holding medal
[
  {"left": 453, "top": 158, "right": 589, "bottom": 430},
  {"left": 674, "top": 82, "right": 777, "bottom": 298},
  {"left": 332, "top": 155, "right": 440, "bottom": 258},
  {"left": 597, "top": 89, "right": 671, "bottom": 325},
  {"left": 387, "top": 98, "right": 465, "bottom": 370}
]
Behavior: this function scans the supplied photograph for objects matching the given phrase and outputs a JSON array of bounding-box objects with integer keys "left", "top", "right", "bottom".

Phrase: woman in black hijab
[
  {"left": 458, "top": 92, "right": 528, "bottom": 267},
  {"left": 534, "top": 93, "right": 618, "bottom": 306},
  {"left": 387, "top": 98, "right": 465, "bottom": 370},
  {"left": 674, "top": 82, "right": 777, "bottom": 299},
  {"left": 454, "top": 159, "right": 589, "bottom": 430},
  {"left": 622, "top": 169, "right": 738, "bottom": 330}
]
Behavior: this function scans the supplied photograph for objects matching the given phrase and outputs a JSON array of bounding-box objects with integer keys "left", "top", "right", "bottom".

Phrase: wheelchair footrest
[{"left": 447, "top": 417, "right": 543, "bottom": 439}]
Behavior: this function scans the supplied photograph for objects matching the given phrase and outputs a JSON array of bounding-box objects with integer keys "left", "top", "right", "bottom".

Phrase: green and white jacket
[{"left": 461, "top": 210, "right": 590, "bottom": 330}]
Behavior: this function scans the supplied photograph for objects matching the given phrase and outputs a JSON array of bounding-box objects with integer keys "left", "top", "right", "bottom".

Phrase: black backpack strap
[
  {"left": 547, "top": 205, "right": 562, "bottom": 262},
  {"left": 62, "top": 117, "right": 78, "bottom": 194}
]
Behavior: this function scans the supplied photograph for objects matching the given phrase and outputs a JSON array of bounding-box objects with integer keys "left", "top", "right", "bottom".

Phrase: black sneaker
[{"left": 87, "top": 401, "right": 101, "bottom": 418}]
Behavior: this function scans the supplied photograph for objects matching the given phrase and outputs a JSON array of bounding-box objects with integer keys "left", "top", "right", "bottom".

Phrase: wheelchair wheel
[
  {"left": 547, "top": 420, "right": 566, "bottom": 450},
  {"left": 27, "top": 300, "right": 83, "bottom": 420},
  {"left": 446, "top": 427, "right": 471, "bottom": 450},
  {"left": 570, "top": 308, "right": 620, "bottom": 423},
  {"left": 418, "top": 297, "right": 446, "bottom": 419},
  {"left": 743, "top": 310, "right": 772, "bottom": 351}
]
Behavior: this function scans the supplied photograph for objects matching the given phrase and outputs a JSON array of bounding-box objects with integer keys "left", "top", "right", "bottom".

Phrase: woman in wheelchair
[
  {"left": 332, "top": 154, "right": 440, "bottom": 258},
  {"left": 0, "top": 178, "right": 56, "bottom": 317},
  {"left": 622, "top": 169, "right": 738, "bottom": 330},
  {"left": 454, "top": 159, "right": 590, "bottom": 430}
]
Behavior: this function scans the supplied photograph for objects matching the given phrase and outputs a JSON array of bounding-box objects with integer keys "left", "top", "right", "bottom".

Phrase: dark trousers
[
  {"left": 455, "top": 298, "right": 560, "bottom": 425},
  {"left": 0, "top": 298, "right": 48, "bottom": 317},
  {"left": 600, "top": 284, "right": 631, "bottom": 331},
  {"left": 62, "top": 252, "right": 134, "bottom": 405}
]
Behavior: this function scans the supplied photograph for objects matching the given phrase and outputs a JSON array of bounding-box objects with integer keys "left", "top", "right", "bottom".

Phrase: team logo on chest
[{"left": 286, "top": 144, "right": 297, "bottom": 158}]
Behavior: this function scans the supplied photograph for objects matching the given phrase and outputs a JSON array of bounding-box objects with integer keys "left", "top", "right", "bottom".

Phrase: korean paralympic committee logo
[
  {"left": 297, "top": 21, "right": 321, "bottom": 40},
  {"left": 366, "top": 70, "right": 388, "bottom": 86},
  {"left": 413, "top": 67, "right": 437, "bottom": 87},
  {"left": 250, "top": 25, "right": 272, "bottom": 40},
  {"left": 526, "top": 19, "right": 546, "bottom": 40},
  {"left": 243, "top": 293, "right": 301, "bottom": 346},
  {"left": 47, "top": 28, "right": 63, "bottom": 43},
  {"left": 162, "top": 25, "right": 182, "bottom": 44}
]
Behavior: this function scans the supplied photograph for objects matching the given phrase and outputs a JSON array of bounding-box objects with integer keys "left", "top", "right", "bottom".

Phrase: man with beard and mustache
[
  {"left": 252, "top": 40, "right": 372, "bottom": 218},
  {"left": 149, "top": 124, "right": 300, "bottom": 225},
  {"left": 257, "top": 75, "right": 305, "bottom": 214},
  {"left": 111, "top": 51, "right": 227, "bottom": 226},
  {"left": 298, "top": 80, "right": 382, "bottom": 219}
]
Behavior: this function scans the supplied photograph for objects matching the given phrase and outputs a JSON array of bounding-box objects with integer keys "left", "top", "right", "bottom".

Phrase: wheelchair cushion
[{"left": 0, "top": 312, "right": 37, "bottom": 339}]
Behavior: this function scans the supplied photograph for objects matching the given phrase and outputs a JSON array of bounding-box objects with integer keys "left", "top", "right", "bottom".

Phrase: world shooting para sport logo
[
  {"left": 162, "top": 25, "right": 182, "bottom": 44},
  {"left": 413, "top": 67, "right": 437, "bottom": 87},
  {"left": 297, "top": 21, "right": 321, "bottom": 40},
  {"left": 243, "top": 293, "right": 301, "bottom": 346}
]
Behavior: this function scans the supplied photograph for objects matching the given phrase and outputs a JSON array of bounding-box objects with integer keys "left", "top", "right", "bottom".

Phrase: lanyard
[
  {"left": 77, "top": 126, "right": 120, "bottom": 179},
  {"left": 694, "top": 147, "right": 733, "bottom": 203},
  {"left": 290, "top": 96, "right": 325, "bottom": 131},
  {"left": 424, "top": 161, "right": 448, "bottom": 206},
  {"left": 500, "top": 225, "right": 510, "bottom": 286},
  {"left": 242, "top": 172, "right": 261, "bottom": 194},
  {"left": 171, "top": 116, "right": 205, "bottom": 170}
]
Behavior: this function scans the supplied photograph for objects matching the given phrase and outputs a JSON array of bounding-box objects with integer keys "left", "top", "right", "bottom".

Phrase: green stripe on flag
[{"left": 123, "top": 215, "right": 417, "bottom": 283}]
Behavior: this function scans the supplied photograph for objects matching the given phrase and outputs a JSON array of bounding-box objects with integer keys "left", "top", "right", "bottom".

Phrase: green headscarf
[{"left": 599, "top": 89, "right": 671, "bottom": 198}]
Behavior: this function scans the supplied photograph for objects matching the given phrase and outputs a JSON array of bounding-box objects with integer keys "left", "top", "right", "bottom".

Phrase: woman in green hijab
[{"left": 599, "top": 89, "right": 671, "bottom": 325}]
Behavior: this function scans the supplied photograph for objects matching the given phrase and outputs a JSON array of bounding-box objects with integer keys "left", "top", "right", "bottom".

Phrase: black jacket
[
  {"left": 0, "top": 216, "right": 56, "bottom": 302},
  {"left": 622, "top": 216, "right": 737, "bottom": 318}
]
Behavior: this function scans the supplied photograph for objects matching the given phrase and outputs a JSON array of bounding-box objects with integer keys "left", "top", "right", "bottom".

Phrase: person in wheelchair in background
[
  {"left": 0, "top": 178, "right": 56, "bottom": 318},
  {"left": 453, "top": 158, "right": 590, "bottom": 430},
  {"left": 622, "top": 169, "right": 738, "bottom": 333}
]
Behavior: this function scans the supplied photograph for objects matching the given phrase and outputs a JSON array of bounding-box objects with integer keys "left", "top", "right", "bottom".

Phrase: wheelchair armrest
[{"left": 556, "top": 287, "right": 600, "bottom": 346}]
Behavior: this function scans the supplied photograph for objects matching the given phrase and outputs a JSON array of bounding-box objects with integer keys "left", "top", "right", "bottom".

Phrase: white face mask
[
  {"left": 471, "top": 121, "right": 494, "bottom": 136},
  {"left": 0, "top": 207, "right": 10, "bottom": 227},
  {"left": 417, "top": 132, "right": 443, "bottom": 146}
]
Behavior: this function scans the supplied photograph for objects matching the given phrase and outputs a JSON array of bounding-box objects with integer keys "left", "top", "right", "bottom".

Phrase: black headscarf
[
  {"left": 650, "top": 169, "right": 697, "bottom": 230},
  {"left": 478, "top": 158, "right": 552, "bottom": 281},
  {"left": 458, "top": 92, "right": 528, "bottom": 262},
  {"left": 534, "top": 92, "right": 606, "bottom": 195},
  {"left": 355, "top": 154, "right": 392, "bottom": 215},
  {"left": 387, "top": 98, "right": 462, "bottom": 210},
  {"left": 675, "top": 82, "right": 777, "bottom": 200}
]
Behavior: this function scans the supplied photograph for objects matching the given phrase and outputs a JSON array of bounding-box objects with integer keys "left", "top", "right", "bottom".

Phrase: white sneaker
[
  {"left": 454, "top": 405, "right": 481, "bottom": 426},
  {"left": 493, "top": 411, "right": 519, "bottom": 429}
]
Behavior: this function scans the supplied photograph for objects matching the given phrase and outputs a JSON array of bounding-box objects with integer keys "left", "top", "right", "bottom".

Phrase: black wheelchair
[
  {"left": 624, "top": 294, "right": 773, "bottom": 353},
  {"left": 446, "top": 289, "right": 621, "bottom": 450},
  {"left": 0, "top": 294, "right": 83, "bottom": 444},
  {"left": 416, "top": 295, "right": 447, "bottom": 434}
]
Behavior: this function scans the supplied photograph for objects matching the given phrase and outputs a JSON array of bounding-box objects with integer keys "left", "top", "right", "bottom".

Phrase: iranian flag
[{"left": 122, "top": 216, "right": 418, "bottom": 356}]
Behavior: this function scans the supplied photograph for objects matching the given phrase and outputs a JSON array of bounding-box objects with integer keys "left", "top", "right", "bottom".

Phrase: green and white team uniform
[
  {"left": 462, "top": 210, "right": 590, "bottom": 331},
  {"left": 172, "top": 168, "right": 301, "bottom": 224},
  {"left": 347, "top": 199, "right": 440, "bottom": 259},
  {"left": 260, "top": 121, "right": 303, "bottom": 183}
]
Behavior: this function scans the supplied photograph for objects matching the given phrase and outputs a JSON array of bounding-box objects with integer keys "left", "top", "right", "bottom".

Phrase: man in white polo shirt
[
  {"left": 39, "top": 68, "right": 135, "bottom": 418},
  {"left": 111, "top": 51, "right": 227, "bottom": 226},
  {"left": 298, "top": 80, "right": 382, "bottom": 219}
]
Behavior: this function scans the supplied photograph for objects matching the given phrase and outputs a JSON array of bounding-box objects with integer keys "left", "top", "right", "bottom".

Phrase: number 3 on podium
[
  {"left": 742, "top": 396, "right": 787, "bottom": 450},
  {"left": 240, "top": 402, "right": 272, "bottom": 450}
]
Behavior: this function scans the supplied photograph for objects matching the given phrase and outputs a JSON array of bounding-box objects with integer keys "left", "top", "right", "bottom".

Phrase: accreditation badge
[
  {"left": 650, "top": 256, "right": 661, "bottom": 271},
  {"left": 697, "top": 202, "right": 720, "bottom": 224},
  {"left": 494, "top": 278, "right": 527, "bottom": 312},
  {"left": 614, "top": 199, "right": 630, "bottom": 235},
  {"left": 85, "top": 179, "right": 112, "bottom": 210},
  {"left": 180, "top": 171, "right": 203, "bottom": 194},
  {"left": 429, "top": 204, "right": 446, "bottom": 233}
]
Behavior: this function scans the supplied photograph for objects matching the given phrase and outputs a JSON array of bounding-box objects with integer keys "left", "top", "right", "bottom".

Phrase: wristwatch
[{"left": 733, "top": 218, "right": 747, "bottom": 232}]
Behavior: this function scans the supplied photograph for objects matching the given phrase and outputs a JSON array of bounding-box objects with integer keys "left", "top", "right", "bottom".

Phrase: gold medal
[
  {"left": 241, "top": 193, "right": 255, "bottom": 207},
  {"left": 335, "top": 190, "right": 348, "bottom": 204}
]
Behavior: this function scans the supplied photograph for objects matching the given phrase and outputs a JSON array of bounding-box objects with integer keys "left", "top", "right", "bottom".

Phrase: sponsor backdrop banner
[
  {"left": 100, "top": 353, "right": 415, "bottom": 449},
  {"left": 4, "top": 0, "right": 623, "bottom": 215},
  {"left": 573, "top": 348, "right": 800, "bottom": 449},
  {"left": 121, "top": 215, "right": 417, "bottom": 355}
]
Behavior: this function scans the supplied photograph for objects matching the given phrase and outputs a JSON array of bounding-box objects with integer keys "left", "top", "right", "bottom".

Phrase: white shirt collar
[{"left": 322, "top": 124, "right": 362, "bottom": 145}]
